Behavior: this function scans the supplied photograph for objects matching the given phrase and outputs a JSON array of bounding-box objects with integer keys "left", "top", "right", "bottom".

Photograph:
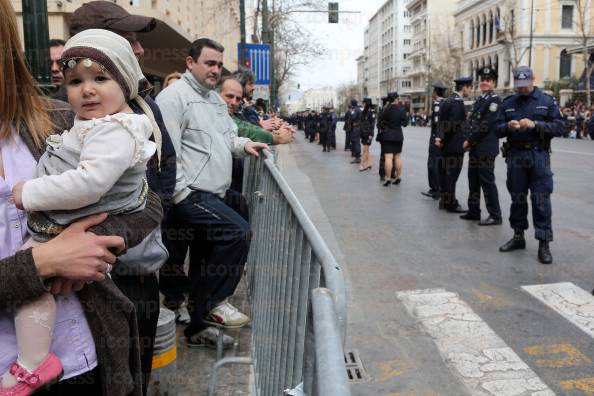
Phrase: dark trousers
[
  {"left": 467, "top": 155, "right": 501, "bottom": 219},
  {"left": 329, "top": 126, "right": 336, "bottom": 148},
  {"left": 320, "top": 131, "right": 329, "bottom": 150},
  {"left": 427, "top": 144, "right": 443, "bottom": 193},
  {"left": 350, "top": 132, "right": 361, "bottom": 158},
  {"left": 506, "top": 149, "right": 554, "bottom": 241},
  {"left": 442, "top": 153, "right": 464, "bottom": 207},
  {"left": 111, "top": 273, "right": 159, "bottom": 396},
  {"left": 36, "top": 368, "right": 101, "bottom": 396},
  {"left": 161, "top": 190, "right": 251, "bottom": 338},
  {"left": 378, "top": 146, "right": 396, "bottom": 179},
  {"left": 344, "top": 130, "right": 352, "bottom": 150}
]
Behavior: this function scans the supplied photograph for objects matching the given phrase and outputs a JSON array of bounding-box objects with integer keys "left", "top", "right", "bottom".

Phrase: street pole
[
  {"left": 22, "top": 0, "right": 52, "bottom": 88},
  {"left": 239, "top": 0, "right": 247, "bottom": 66},
  {"left": 528, "top": 0, "right": 534, "bottom": 68},
  {"left": 261, "top": 0, "right": 275, "bottom": 109}
]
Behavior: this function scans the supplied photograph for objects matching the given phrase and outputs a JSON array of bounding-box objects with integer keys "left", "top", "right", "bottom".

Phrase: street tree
[
  {"left": 251, "top": 0, "right": 326, "bottom": 104},
  {"left": 335, "top": 82, "right": 359, "bottom": 115},
  {"left": 575, "top": 0, "right": 594, "bottom": 107}
]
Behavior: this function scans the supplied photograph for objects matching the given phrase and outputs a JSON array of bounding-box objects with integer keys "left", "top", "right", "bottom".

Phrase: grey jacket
[{"left": 156, "top": 71, "right": 250, "bottom": 202}]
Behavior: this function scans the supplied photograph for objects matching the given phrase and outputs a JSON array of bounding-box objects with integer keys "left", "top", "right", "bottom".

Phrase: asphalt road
[{"left": 278, "top": 124, "right": 594, "bottom": 396}]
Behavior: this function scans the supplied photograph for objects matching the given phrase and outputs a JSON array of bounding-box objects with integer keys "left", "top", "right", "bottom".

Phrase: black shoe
[
  {"left": 538, "top": 241, "right": 553, "bottom": 264},
  {"left": 380, "top": 176, "right": 386, "bottom": 182},
  {"left": 392, "top": 178, "right": 401, "bottom": 185},
  {"left": 499, "top": 232, "right": 526, "bottom": 252},
  {"left": 383, "top": 180, "right": 391, "bottom": 187},
  {"left": 446, "top": 205, "right": 467, "bottom": 213},
  {"left": 350, "top": 158, "right": 361, "bottom": 164},
  {"left": 460, "top": 213, "right": 480, "bottom": 220},
  {"left": 478, "top": 217, "right": 502, "bottom": 226},
  {"left": 421, "top": 190, "right": 438, "bottom": 199}
]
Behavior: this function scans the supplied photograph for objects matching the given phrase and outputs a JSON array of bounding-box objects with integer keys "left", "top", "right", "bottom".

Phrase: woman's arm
[{"left": 0, "top": 214, "right": 123, "bottom": 310}]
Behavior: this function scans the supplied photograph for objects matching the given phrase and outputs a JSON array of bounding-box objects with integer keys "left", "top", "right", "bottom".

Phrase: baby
[{"left": 1, "top": 29, "right": 160, "bottom": 396}]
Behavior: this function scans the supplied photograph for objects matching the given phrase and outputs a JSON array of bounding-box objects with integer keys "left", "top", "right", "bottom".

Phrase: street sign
[
  {"left": 238, "top": 43, "right": 271, "bottom": 85},
  {"left": 252, "top": 84, "right": 270, "bottom": 101}
]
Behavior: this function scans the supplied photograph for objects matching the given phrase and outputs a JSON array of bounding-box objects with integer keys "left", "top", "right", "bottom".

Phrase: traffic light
[{"left": 328, "top": 2, "right": 338, "bottom": 23}]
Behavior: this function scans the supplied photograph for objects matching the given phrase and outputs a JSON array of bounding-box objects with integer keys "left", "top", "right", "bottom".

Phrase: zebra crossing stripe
[
  {"left": 522, "top": 282, "right": 594, "bottom": 339},
  {"left": 397, "top": 289, "right": 554, "bottom": 396}
]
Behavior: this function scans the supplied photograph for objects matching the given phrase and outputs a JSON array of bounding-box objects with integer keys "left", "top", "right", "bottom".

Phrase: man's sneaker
[
  {"left": 183, "top": 327, "right": 234, "bottom": 349},
  {"left": 203, "top": 301, "right": 250, "bottom": 328},
  {"left": 174, "top": 303, "right": 191, "bottom": 325}
]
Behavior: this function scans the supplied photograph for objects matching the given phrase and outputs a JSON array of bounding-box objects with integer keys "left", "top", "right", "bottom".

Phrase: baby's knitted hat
[{"left": 60, "top": 29, "right": 161, "bottom": 166}]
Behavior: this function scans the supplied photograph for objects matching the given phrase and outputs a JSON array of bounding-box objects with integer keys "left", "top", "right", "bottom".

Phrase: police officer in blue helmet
[{"left": 495, "top": 66, "right": 564, "bottom": 264}]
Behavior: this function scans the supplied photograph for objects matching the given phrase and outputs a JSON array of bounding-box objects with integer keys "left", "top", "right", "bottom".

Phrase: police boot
[
  {"left": 499, "top": 230, "right": 526, "bottom": 252},
  {"left": 537, "top": 241, "right": 553, "bottom": 265}
]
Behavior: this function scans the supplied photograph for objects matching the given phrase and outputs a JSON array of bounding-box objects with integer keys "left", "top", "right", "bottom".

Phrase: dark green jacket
[{"left": 232, "top": 114, "right": 273, "bottom": 144}]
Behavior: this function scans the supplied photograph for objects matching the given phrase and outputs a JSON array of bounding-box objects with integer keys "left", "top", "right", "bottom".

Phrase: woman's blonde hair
[
  {"left": 163, "top": 72, "right": 182, "bottom": 88},
  {"left": 0, "top": 0, "right": 53, "bottom": 148}
]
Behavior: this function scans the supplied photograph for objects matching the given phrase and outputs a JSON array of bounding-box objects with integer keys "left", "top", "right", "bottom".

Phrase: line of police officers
[
  {"left": 292, "top": 107, "right": 338, "bottom": 152},
  {"left": 425, "top": 66, "right": 564, "bottom": 264}
]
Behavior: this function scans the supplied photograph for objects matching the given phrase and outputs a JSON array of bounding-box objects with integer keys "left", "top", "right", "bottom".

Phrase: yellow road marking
[
  {"left": 378, "top": 360, "right": 415, "bottom": 383},
  {"left": 560, "top": 377, "right": 594, "bottom": 395},
  {"left": 524, "top": 344, "right": 592, "bottom": 368}
]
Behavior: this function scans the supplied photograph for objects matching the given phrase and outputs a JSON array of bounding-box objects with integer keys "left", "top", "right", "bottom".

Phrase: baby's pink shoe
[{"left": 0, "top": 353, "right": 63, "bottom": 396}]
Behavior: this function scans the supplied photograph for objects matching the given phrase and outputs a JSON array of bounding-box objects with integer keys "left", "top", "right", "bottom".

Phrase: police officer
[
  {"left": 436, "top": 77, "right": 473, "bottom": 212},
  {"left": 421, "top": 82, "right": 448, "bottom": 199},
  {"left": 360, "top": 97, "right": 376, "bottom": 171},
  {"left": 347, "top": 99, "right": 363, "bottom": 163},
  {"left": 460, "top": 67, "right": 503, "bottom": 225},
  {"left": 319, "top": 106, "right": 332, "bottom": 152},
  {"left": 377, "top": 96, "right": 396, "bottom": 182},
  {"left": 343, "top": 100, "right": 354, "bottom": 151},
  {"left": 329, "top": 107, "right": 338, "bottom": 150},
  {"left": 496, "top": 66, "right": 564, "bottom": 264}
]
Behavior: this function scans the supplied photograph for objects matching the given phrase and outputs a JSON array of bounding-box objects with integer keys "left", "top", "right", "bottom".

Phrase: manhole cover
[{"left": 344, "top": 349, "right": 368, "bottom": 383}]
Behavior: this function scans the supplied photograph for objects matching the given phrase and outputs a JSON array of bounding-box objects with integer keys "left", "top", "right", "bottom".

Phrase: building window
[
  {"left": 402, "top": 81, "right": 412, "bottom": 88},
  {"left": 404, "top": 39, "right": 411, "bottom": 45},
  {"left": 562, "top": 5, "right": 573, "bottom": 29},
  {"left": 560, "top": 50, "right": 572, "bottom": 78}
]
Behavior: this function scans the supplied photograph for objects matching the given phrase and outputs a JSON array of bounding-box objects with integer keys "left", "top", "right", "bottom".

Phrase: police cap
[
  {"left": 478, "top": 67, "right": 498, "bottom": 80},
  {"left": 513, "top": 66, "right": 534, "bottom": 87},
  {"left": 350, "top": 99, "right": 358, "bottom": 106},
  {"left": 454, "top": 76, "right": 473, "bottom": 85},
  {"left": 432, "top": 82, "right": 448, "bottom": 90},
  {"left": 363, "top": 97, "right": 372, "bottom": 105}
]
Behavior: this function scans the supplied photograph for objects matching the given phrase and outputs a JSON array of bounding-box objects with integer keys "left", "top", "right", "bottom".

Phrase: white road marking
[
  {"left": 554, "top": 149, "right": 594, "bottom": 157},
  {"left": 523, "top": 282, "right": 594, "bottom": 339},
  {"left": 397, "top": 289, "right": 554, "bottom": 396}
]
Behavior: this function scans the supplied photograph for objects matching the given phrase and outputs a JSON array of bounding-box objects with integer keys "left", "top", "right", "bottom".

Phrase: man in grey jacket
[{"left": 157, "top": 38, "right": 268, "bottom": 346}]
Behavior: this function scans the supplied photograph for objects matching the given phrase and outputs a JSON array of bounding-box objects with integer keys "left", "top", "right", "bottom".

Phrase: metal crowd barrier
[{"left": 208, "top": 150, "right": 350, "bottom": 396}]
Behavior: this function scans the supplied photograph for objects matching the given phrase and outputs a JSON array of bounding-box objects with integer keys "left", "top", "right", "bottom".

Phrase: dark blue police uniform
[
  {"left": 495, "top": 86, "right": 563, "bottom": 242},
  {"left": 348, "top": 104, "right": 362, "bottom": 161},
  {"left": 423, "top": 82, "right": 447, "bottom": 199},
  {"left": 464, "top": 82, "right": 502, "bottom": 223},
  {"left": 438, "top": 78, "right": 471, "bottom": 212}
]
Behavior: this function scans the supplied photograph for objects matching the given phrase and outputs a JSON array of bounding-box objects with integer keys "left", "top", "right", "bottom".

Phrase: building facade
[
  {"left": 404, "top": 0, "right": 458, "bottom": 111},
  {"left": 297, "top": 88, "right": 338, "bottom": 111},
  {"left": 359, "top": 0, "right": 413, "bottom": 105},
  {"left": 12, "top": 0, "right": 242, "bottom": 79},
  {"left": 454, "top": 0, "right": 594, "bottom": 95}
]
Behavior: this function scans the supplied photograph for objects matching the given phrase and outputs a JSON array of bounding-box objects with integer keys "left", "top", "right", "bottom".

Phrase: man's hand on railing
[
  {"left": 272, "top": 127, "right": 294, "bottom": 144},
  {"left": 244, "top": 141, "right": 270, "bottom": 157}
]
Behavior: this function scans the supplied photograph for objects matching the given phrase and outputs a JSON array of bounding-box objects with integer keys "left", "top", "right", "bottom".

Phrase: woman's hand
[{"left": 32, "top": 213, "right": 123, "bottom": 282}]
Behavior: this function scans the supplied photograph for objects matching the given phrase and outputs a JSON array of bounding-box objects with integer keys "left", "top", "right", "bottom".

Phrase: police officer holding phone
[{"left": 495, "top": 66, "right": 564, "bottom": 264}]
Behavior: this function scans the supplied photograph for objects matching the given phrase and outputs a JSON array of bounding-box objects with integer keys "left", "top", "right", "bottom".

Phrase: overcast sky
[{"left": 291, "top": 0, "right": 385, "bottom": 90}]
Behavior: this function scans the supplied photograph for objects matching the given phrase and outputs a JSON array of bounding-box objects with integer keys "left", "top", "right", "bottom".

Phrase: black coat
[
  {"left": 467, "top": 91, "right": 502, "bottom": 157},
  {"left": 438, "top": 92, "right": 468, "bottom": 154},
  {"left": 361, "top": 108, "right": 376, "bottom": 138},
  {"left": 378, "top": 103, "right": 408, "bottom": 142}
]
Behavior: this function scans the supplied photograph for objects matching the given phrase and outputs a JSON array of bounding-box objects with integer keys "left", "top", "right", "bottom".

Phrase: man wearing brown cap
[{"left": 68, "top": 2, "right": 176, "bottom": 394}]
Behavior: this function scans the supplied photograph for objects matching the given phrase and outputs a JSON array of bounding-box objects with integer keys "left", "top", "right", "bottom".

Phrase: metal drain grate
[{"left": 344, "top": 349, "right": 368, "bottom": 383}]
